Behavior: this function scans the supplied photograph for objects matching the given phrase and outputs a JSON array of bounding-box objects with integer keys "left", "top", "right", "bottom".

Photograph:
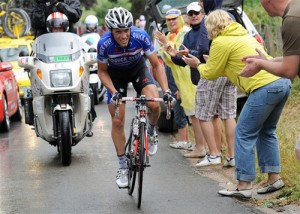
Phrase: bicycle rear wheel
[
  {"left": 137, "top": 123, "right": 146, "bottom": 208},
  {"left": 126, "top": 120, "right": 136, "bottom": 195},
  {"left": 3, "top": 8, "right": 30, "bottom": 38}
]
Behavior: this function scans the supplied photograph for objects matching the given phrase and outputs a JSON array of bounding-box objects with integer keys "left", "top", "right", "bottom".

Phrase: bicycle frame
[{"left": 120, "top": 95, "right": 166, "bottom": 208}]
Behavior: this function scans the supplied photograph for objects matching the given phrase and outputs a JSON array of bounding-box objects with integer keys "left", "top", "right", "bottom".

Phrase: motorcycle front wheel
[{"left": 58, "top": 111, "right": 72, "bottom": 166}]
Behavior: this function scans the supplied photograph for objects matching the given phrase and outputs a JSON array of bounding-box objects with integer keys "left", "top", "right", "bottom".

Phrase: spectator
[
  {"left": 30, "top": 0, "right": 82, "bottom": 37},
  {"left": 166, "top": 64, "right": 193, "bottom": 151},
  {"left": 182, "top": 0, "right": 236, "bottom": 167},
  {"left": 155, "top": 8, "right": 207, "bottom": 158},
  {"left": 239, "top": 0, "right": 300, "bottom": 163},
  {"left": 138, "top": 15, "right": 146, "bottom": 30},
  {"left": 183, "top": 9, "right": 291, "bottom": 199}
]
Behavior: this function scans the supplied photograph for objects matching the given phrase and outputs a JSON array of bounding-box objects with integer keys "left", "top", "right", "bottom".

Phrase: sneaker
[
  {"left": 169, "top": 141, "right": 193, "bottom": 150},
  {"left": 257, "top": 179, "right": 284, "bottom": 194},
  {"left": 116, "top": 168, "right": 128, "bottom": 188},
  {"left": 195, "top": 155, "right": 221, "bottom": 167},
  {"left": 148, "top": 133, "right": 158, "bottom": 156},
  {"left": 184, "top": 148, "right": 206, "bottom": 158},
  {"left": 224, "top": 157, "right": 235, "bottom": 167}
]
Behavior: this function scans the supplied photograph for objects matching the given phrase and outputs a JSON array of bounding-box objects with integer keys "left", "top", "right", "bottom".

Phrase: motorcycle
[
  {"left": 18, "top": 32, "right": 97, "bottom": 166},
  {"left": 81, "top": 32, "right": 106, "bottom": 105}
]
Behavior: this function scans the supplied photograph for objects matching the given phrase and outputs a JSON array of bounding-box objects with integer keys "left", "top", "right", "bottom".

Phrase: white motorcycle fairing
[{"left": 21, "top": 32, "right": 95, "bottom": 145}]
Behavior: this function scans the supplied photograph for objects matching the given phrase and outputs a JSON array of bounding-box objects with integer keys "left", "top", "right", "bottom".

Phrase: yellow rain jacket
[
  {"left": 198, "top": 22, "right": 280, "bottom": 95},
  {"left": 160, "top": 16, "right": 196, "bottom": 115}
]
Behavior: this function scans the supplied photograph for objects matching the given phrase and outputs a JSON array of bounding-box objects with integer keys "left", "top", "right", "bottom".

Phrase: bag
[{"left": 190, "top": 68, "right": 200, "bottom": 85}]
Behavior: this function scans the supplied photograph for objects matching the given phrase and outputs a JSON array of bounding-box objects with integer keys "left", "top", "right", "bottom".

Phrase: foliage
[
  {"left": 243, "top": 0, "right": 281, "bottom": 34},
  {"left": 93, "top": 0, "right": 131, "bottom": 25}
]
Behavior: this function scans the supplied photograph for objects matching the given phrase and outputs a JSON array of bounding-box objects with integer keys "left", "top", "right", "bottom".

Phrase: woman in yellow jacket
[
  {"left": 183, "top": 10, "right": 291, "bottom": 199},
  {"left": 155, "top": 8, "right": 206, "bottom": 156}
]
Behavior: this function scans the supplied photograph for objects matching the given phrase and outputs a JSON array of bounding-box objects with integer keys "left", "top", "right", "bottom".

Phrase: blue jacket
[{"left": 171, "top": 19, "right": 210, "bottom": 85}]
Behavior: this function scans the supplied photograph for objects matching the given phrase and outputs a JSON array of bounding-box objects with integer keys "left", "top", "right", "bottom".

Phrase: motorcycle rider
[
  {"left": 97, "top": 7, "right": 175, "bottom": 188},
  {"left": 46, "top": 12, "right": 69, "bottom": 32},
  {"left": 30, "top": 0, "right": 82, "bottom": 37},
  {"left": 81, "top": 15, "right": 101, "bottom": 52}
]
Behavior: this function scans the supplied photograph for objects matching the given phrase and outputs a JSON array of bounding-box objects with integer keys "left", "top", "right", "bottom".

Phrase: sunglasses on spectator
[
  {"left": 188, "top": 11, "right": 200, "bottom": 16},
  {"left": 166, "top": 17, "right": 178, "bottom": 22}
]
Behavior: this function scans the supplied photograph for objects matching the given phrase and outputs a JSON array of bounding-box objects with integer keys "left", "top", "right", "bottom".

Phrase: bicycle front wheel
[
  {"left": 126, "top": 120, "right": 136, "bottom": 195},
  {"left": 137, "top": 123, "right": 146, "bottom": 208}
]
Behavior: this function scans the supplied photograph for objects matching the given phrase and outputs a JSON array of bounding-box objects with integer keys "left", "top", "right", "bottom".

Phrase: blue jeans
[{"left": 235, "top": 78, "right": 291, "bottom": 182}]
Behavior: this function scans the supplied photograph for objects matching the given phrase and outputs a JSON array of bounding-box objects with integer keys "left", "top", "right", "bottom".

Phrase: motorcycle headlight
[{"left": 50, "top": 69, "right": 72, "bottom": 87}]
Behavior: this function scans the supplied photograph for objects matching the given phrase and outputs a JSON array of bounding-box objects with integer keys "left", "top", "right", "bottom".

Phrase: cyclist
[
  {"left": 97, "top": 7, "right": 174, "bottom": 188},
  {"left": 81, "top": 15, "right": 100, "bottom": 52}
]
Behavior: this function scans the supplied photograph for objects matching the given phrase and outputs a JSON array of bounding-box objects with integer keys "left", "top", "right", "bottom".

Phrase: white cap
[{"left": 186, "top": 2, "right": 202, "bottom": 14}]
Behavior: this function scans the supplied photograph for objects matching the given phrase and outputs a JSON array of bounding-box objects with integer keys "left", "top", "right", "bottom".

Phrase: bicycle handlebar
[{"left": 114, "top": 96, "right": 171, "bottom": 120}]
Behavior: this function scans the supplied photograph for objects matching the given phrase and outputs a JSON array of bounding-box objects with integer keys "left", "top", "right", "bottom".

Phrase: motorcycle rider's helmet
[
  {"left": 105, "top": 7, "right": 133, "bottom": 29},
  {"left": 46, "top": 12, "right": 69, "bottom": 32},
  {"left": 85, "top": 15, "right": 98, "bottom": 33}
]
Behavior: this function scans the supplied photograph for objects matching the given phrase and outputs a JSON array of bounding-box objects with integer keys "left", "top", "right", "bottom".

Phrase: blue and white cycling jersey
[{"left": 97, "top": 26, "right": 155, "bottom": 70}]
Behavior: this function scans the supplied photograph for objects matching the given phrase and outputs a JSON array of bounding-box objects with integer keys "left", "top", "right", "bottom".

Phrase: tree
[
  {"left": 94, "top": 0, "right": 131, "bottom": 25},
  {"left": 130, "top": 0, "right": 146, "bottom": 21}
]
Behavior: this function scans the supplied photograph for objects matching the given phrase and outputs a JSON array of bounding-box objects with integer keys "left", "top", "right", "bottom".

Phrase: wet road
[{"left": 0, "top": 88, "right": 262, "bottom": 214}]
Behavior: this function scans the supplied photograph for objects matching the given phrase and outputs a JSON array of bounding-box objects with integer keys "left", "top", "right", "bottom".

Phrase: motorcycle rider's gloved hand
[
  {"left": 163, "top": 89, "right": 176, "bottom": 107},
  {"left": 110, "top": 92, "right": 122, "bottom": 107}
]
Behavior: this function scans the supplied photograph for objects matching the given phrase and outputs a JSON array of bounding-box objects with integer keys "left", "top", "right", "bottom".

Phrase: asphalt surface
[{"left": 0, "top": 87, "right": 263, "bottom": 214}]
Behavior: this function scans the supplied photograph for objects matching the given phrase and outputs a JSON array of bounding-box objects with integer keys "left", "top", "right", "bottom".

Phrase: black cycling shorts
[{"left": 106, "top": 58, "right": 156, "bottom": 104}]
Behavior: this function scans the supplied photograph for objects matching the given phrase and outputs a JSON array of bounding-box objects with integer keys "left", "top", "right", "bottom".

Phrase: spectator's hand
[
  {"left": 175, "top": 90, "right": 180, "bottom": 100},
  {"left": 110, "top": 92, "right": 122, "bottom": 107},
  {"left": 177, "top": 44, "right": 189, "bottom": 57},
  {"left": 239, "top": 48, "right": 266, "bottom": 77},
  {"left": 203, "top": 54, "right": 209, "bottom": 62},
  {"left": 182, "top": 54, "right": 200, "bottom": 68},
  {"left": 163, "top": 89, "right": 176, "bottom": 107},
  {"left": 166, "top": 44, "right": 178, "bottom": 57},
  {"left": 154, "top": 31, "right": 167, "bottom": 46},
  {"left": 241, "top": 48, "right": 267, "bottom": 63}
]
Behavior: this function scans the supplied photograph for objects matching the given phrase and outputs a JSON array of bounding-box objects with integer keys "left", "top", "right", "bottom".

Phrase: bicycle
[
  {"left": 0, "top": 0, "right": 31, "bottom": 38},
  {"left": 116, "top": 95, "right": 171, "bottom": 208}
]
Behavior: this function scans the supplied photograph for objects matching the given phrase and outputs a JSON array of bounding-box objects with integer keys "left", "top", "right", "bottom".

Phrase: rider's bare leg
[
  {"left": 108, "top": 103, "right": 126, "bottom": 155},
  {"left": 141, "top": 84, "right": 161, "bottom": 126}
]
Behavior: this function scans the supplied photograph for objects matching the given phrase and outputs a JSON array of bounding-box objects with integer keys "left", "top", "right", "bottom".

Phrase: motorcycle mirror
[{"left": 18, "top": 56, "right": 35, "bottom": 70}]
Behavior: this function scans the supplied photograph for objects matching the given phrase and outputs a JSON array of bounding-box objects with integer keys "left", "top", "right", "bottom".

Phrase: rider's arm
[
  {"left": 97, "top": 62, "right": 117, "bottom": 95},
  {"left": 147, "top": 52, "right": 170, "bottom": 93}
]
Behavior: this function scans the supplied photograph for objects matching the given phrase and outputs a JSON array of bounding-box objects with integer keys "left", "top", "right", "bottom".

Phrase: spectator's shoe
[
  {"left": 116, "top": 168, "right": 129, "bottom": 188},
  {"left": 223, "top": 157, "right": 235, "bottom": 167},
  {"left": 257, "top": 179, "right": 284, "bottom": 194},
  {"left": 195, "top": 155, "right": 221, "bottom": 167},
  {"left": 169, "top": 141, "right": 193, "bottom": 150},
  {"left": 148, "top": 132, "right": 158, "bottom": 156},
  {"left": 184, "top": 148, "right": 206, "bottom": 158},
  {"left": 218, "top": 188, "right": 252, "bottom": 199}
]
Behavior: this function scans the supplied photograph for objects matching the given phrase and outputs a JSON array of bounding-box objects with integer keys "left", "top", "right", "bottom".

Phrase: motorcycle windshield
[{"left": 33, "top": 32, "right": 84, "bottom": 63}]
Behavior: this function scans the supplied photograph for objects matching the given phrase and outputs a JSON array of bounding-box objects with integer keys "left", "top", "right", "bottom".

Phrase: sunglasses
[
  {"left": 166, "top": 17, "right": 178, "bottom": 22},
  {"left": 188, "top": 11, "right": 200, "bottom": 16}
]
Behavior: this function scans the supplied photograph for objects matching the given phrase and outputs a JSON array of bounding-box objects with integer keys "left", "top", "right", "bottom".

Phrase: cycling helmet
[
  {"left": 105, "top": 7, "right": 133, "bottom": 29},
  {"left": 84, "top": 15, "right": 98, "bottom": 32},
  {"left": 46, "top": 12, "right": 69, "bottom": 32}
]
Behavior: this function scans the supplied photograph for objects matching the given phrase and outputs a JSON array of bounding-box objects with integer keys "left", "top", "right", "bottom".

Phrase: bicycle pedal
[
  {"left": 118, "top": 186, "right": 129, "bottom": 189},
  {"left": 146, "top": 164, "right": 151, "bottom": 167}
]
